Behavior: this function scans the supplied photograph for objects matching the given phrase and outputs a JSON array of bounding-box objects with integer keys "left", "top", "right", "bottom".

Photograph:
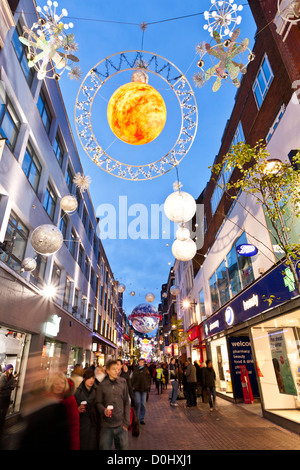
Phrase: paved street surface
[{"left": 128, "top": 384, "right": 300, "bottom": 451}]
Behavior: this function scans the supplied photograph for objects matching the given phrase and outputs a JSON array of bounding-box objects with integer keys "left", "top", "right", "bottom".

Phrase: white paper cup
[
  {"left": 107, "top": 405, "right": 113, "bottom": 417},
  {"left": 81, "top": 401, "right": 87, "bottom": 410}
]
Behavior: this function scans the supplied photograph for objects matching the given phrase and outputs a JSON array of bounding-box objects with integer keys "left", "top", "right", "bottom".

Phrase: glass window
[
  {"left": 84, "top": 256, "right": 90, "bottom": 279},
  {"left": 209, "top": 272, "right": 220, "bottom": 313},
  {"left": 37, "top": 90, "right": 52, "bottom": 134},
  {"left": 30, "top": 254, "right": 47, "bottom": 287},
  {"left": 216, "top": 259, "right": 230, "bottom": 305},
  {"left": 53, "top": 132, "right": 64, "bottom": 168},
  {"left": 199, "top": 289, "right": 206, "bottom": 320},
  {"left": 0, "top": 211, "right": 29, "bottom": 271},
  {"left": 0, "top": 97, "right": 20, "bottom": 152},
  {"left": 22, "top": 142, "right": 41, "bottom": 193},
  {"left": 43, "top": 182, "right": 57, "bottom": 221},
  {"left": 66, "top": 165, "right": 73, "bottom": 193},
  {"left": 211, "top": 173, "right": 224, "bottom": 215},
  {"left": 78, "top": 245, "right": 84, "bottom": 270},
  {"left": 59, "top": 212, "right": 68, "bottom": 242},
  {"left": 11, "top": 22, "right": 34, "bottom": 86},
  {"left": 63, "top": 277, "right": 71, "bottom": 310},
  {"left": 253, "top": 55, "right": 273, "bottom": 109},
  {"left": 69, "top": 228, "right": 77, "bottom": 258},
  {"left": 236, "top": 232, "right": 255, "bottom": 288},
  {"left": 226, "top": 244, "right": 242, "bottom": 297},
  {"left": 82, "top": 206, "right": 88, "bottom": 231}
]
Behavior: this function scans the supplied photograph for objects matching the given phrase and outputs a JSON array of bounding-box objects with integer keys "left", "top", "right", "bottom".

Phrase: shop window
[
  {"left": 22, "top": 142, "right": 42, "bottom": 193},
  {"left": 0, "top": 95, "right": 20, "bottom": 152},
  {"left": 236, "top": 232, "right": 255, "bottom": 289},
  {"left": 53, "top": 131, "right": 64, "bottom": 168},
  {"left": 37, "top": 89, "right": 52, "bottom": 135},
  {"left": 227, "top": 244, "right": 242, "bottom": 296},
  {"left": 1, "top": 210, "right": 29, "bottom": 271},
  {"left": 253, "top": 54, "right": 274, "bottom": 109},
  {"left": 43, "top": 181, "right": 57, "bottom": 221},
  {"left": 11, "top": 21, "right": 34, "bottom": 86},
  {"left": 216, "top": 259, "right": 230, "bottom": 305}
]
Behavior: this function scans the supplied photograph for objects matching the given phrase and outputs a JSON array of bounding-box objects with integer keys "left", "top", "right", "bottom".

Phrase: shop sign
[
  {"left": 236, "top": 244, "right": 258, "bottom": 257},
  {"left": 123, "top": 334, "right": 130, "bottom": 341},
  {"left": 227, "top": 336, "right": 259, "bottom": 399},
  {"left": 164, "top": 345, "right": 172, "bottom": 355},
  {"left": 203, "top": 258, "right": 300, "bottom": 338},
  {"left": 44, "top": 315, "right": 61, "bottom": 338},
  {"left": 188, "top": 325, "right": 199, "bottom": 342}
]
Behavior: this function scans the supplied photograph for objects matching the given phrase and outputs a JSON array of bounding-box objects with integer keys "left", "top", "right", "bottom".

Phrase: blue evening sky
[{"left": 43, "top": 0, "right": 257, "bottom": 317}]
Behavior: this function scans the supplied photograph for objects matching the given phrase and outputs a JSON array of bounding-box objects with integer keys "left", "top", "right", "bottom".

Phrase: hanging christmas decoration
[
  {"left": 75, "top": 50, "right": 197, "bottom": 181},
  {"left": 21, "top": 257, "right": 37, "bottom": 273},
  {"left": 197, "top": 29, "right": 254, "bottom": 92},
  {"left": 203, "top": 0, "right": 243, "bottom": 39},
  {"left": 130, "top": 291, "right": 136, "bottom": 296},
  {"left": 164, "top": 185, "right": 196, "bottom": 224},
  {"left": 172, "top": 237, "right": 197, "bottom": 262},
  {"left": 170, "top": 285, "right": 180, "bottom": 296},
  {"left": 73, "top": 173, "right": 91, "bottom": 193},
  {"left": 118, "top": 283, "right": 126, "bottom": 293},
  {"left": 19, "top": 1, "right": 80, "bottom": 81},
  {"left": 176, "top": 225, "right": 191, "bottom": 241},
  {"left": 145, "top": 292, "right": 155, "bottom": 302},
  {"left": 60, "top": 194, "right": 78, "bottom": 213},
  {"left": 30, "top": 224, "right": 63, "bottom": 256},
  {"left": 129, "top": 303, "right": 161, "bottom": 333},
  {"left": 276, "top": 0, "right": 300, "bottom": 25}
]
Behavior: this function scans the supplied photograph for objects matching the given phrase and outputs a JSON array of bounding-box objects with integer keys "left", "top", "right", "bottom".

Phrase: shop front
[
  {"left": 203, "top": 258, "right": 300, "bottom": 433},
  {"left": 92, "top": 332, "right": 117, "bottom": 366}
]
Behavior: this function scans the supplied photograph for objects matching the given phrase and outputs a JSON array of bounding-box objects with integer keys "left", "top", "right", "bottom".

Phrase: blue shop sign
[
  {"left": 204, "top": 260, "right": 299, "bottom": 338},
  {"left": 236, "top": 244, "right": 258, "bottom": 257}
]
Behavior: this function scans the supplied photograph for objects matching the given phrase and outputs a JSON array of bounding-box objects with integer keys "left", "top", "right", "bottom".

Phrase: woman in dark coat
[{"left": 74, "top": 369, "right": 99, "bottom": 450}]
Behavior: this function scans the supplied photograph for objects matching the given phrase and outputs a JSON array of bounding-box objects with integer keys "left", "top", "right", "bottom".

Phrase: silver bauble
[{"left": 31, "top": 224, "right": 64, "bottom": 256}]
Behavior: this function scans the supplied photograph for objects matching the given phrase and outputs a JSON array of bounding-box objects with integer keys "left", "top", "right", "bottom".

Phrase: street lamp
[{"left": 182, "top": 299, "right": 197, "bottom": 309}]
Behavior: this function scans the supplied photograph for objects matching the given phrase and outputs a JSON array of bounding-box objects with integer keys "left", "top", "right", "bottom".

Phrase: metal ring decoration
[{"left": 75, "top": 50, "right": 198, "bottom": 181}]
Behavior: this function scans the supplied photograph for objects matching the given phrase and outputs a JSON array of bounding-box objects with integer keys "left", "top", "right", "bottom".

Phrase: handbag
[{"left": 129, "top": 407, "right": 140, "bottom": 437}]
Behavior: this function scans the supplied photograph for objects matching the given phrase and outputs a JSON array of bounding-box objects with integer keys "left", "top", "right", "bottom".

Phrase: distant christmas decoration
[
  {"left": 129, "top": 303, "right": 161, "bottom": 333},
  {"left": 203, "top": 0, "right": 243, "bottom": 38},
  {"left": 19, "top": 0, "right": 80, "bottom": 81}
]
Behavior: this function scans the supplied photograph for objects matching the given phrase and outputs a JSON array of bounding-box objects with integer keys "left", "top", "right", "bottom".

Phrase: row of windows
[
  {"left": 208, "top": 232, "right": 255, "bottom": 313},
  {"left": 210, "top": 54, "right": 274, "bottom": 217}
]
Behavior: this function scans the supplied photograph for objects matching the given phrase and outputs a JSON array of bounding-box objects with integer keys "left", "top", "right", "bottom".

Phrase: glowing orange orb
[{"left": 107, "top": 82, "right": 167, "bottom": 145}]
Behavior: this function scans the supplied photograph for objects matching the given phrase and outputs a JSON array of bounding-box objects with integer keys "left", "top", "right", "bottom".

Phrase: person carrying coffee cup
[
  {"left": 95, "top": 360, "right": 130, "bottom": 450},
  {"left": 74, "top": 369, "right": 99, "bottom": 450}
]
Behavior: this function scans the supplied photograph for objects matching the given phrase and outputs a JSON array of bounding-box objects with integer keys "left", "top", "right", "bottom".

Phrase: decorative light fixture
[
  {"left": 75, "top": 50, "right": 197, "bottom": 181},
  {"left": 118, "top": 283, "right": 126, "bottom": 293},
  {"left": 203, "top": 0, "right": 244, "bottom": 38},
  {"left": 164, "top": 188, "right": 196, "bottom": 224},
  {"left": 30, "top": 224, "right": 63, "bottom": 256},
  {"left": 176, "top": 225, "right": 191, "bottom": 241},
  {"left": 172, "top": 238, "right": 197, "bottom": 262},
  {"left": 21, "top": 257, "right": 37, "bottom": 273},
  {"left": 42, "top": 283, "right": 57, "bottom": 299},
  {"left": 128, "top": 303, "right": 161, "bottom": 333},
  {"left": 19, "top": 1, "right": 80, "bottom": 81},
  {"left": 170, "top": 285, "right": 180, "bottom": 296},
  {"left": 60, "top": 194, "right": 78, "bottom": 213},
  {"left": 145, "top": 292, "right": 155, "bottom": 302}
]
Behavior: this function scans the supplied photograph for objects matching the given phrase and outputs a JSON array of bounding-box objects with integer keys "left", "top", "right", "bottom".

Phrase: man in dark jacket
[
  {"left": 96, "top": 360, "right": 130, "bottom": 449},
  {"left": 117, "top": 359, "right": 136, "bottom": 407},
  {"left": 131, "top": 359, "right": 151, "bottom": 425},
  {"left": 185, "top": 358, "right": 197, "bottom": 407},
  {"left": 203, "top": 360, "right": 217, "bottom": 411}
]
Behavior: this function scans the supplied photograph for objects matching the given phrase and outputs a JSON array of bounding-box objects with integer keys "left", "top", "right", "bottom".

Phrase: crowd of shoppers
[{"left": 0, "top": 355, "right": 216, "bottom": 450}]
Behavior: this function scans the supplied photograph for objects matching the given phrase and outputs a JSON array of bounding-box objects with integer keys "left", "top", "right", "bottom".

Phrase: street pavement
[{"left": 128, "top": 383, "right": 300, "bottom": 451}]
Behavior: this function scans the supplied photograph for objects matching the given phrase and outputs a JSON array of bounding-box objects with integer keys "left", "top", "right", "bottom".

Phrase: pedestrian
[
  {"left": 163, "top": 363, "right": 168, "bottom": 390},
  {"left": 185, "top": 358, "right": 197, "bottom": 407},
  {"left": 96, "top": 360, "right": 130, "bottom": 450},
  {"left": 0, "top": 364, "right": 18, "bottom": 435},
  {"left": 178, "top": 362, "right": 184, "bottom": 392},
  {"left": 203, "top": 360, "right": 217, "bottom": 411},
  {"left": 95, "top": 365, "right": 106, "bottom": 385},
  {"left": 75, "top": 369, "right": 99, "bottom": 450},
  {"left": 199, "top": 362, "right": 206, "bottom": 403},
  {"left": 131, "top": 358, "right": 151, "bottom": 425},
  {"left": 194, "top": 360, "right": 201, "bottom": 397},
  {"left": 116, "top": 359, "right": 136, "bottom": 407},
  {"left": 155, "top": 363, "right": 163, "bottom": 394},
  {"left": 71, "top": 364, "right": 84, "bottom": 391},
  {"left": 45, "top": 371, "right": 80, "bottom": 450},
  {"left": 168, "top": 358, "right": 179, "bottom": 407}
]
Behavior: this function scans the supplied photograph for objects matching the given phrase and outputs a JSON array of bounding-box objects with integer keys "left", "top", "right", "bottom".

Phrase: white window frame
[{"left": 253, "top": 54, "right": 274, "bottom": 109}]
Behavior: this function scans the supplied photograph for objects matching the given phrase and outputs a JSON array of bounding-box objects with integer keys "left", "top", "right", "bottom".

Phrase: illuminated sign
[
  {"left": 225, "top": 306, "right": 234, "bottom": 326},
  {"left": 243, "top": 294, "right": 258, "bottom": 311},
  {"left": 236, "top": 244, "right": 258, "bottom": 257},
  {"left": 44, "top": 314, "right": 61, "bottom": 337}
]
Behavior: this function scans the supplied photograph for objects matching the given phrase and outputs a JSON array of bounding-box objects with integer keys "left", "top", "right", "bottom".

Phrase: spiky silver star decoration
[
  {"left": 193, "top": 71, "right": 206, "bottom": 88},
  {"left": 68, "top": 66, "right": 82, "bottom": 80},
  {"left": 73, "top": 172, "right": 91, "bottom": 192},
  {"left": 173, "top": 181, "right": 183, "bottom": 191}
]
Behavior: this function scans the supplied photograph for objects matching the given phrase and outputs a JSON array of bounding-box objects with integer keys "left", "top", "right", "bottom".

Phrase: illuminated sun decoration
[{"left": 107, "top": 71, "right": 167, "bottom": 145}]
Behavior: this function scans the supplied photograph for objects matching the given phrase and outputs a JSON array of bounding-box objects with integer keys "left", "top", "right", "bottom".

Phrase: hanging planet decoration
[
  {"left": 164, "top": 190, "right": 196, "bottom": 224},
  {"left": 118, "top": 283, "right": 126, "bottom": 293},
  {"left": 60, "top": 194, "right": 78, "bottom": 213},
  {"left": 129, "top": 303, "right": 161, "bottom": 333},
  {"left": 145, "top": 292, "right": 155, "bottom": 302},
  {"left": 107, "top": 81, "right": 167, "bottom": 146},
  {"left": 21, "top": 257, "right": 37, "bottom": 272},
  {"left": 75, "top": 50, "right": 198, "bottom": 181},
  {"left": 170, "top": 285, "right": 180, "bottom": 296},
  {"left": 30, "top": 224, "right": 63, "bottom": 256}
]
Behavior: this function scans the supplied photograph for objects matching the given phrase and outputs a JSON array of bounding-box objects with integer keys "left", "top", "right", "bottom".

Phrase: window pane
[
  {"left": 216, "top": 259, "right": 230, "bottom": 305},
  {"left": 262, "top": 57, "right": 272, "bottom": 84},
  {"left": 0, "top": 110, "right": 18, "bottom": 150},
  {"left": 209, "top": 272, "right": 220, "bottom": 313},
  {"left": 227, "top": 245, "right": 242, "bottom": 296},
  {"left": 236, "top": 233, "right": 255, "bottom": 288}
]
